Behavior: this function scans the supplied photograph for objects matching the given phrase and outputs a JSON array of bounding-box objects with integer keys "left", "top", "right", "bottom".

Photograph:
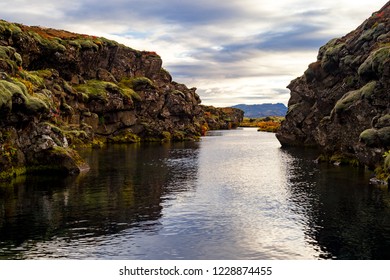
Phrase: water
[{"left": 1, "top": 128, "right": 390, "bottom": 259}]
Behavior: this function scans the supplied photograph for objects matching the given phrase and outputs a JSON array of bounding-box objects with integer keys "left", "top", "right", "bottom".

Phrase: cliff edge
[
  {"left": 276, "top": 2, "right": 390, "bottom": 181},
  {"left": 0, "top": 20, "right": 242, "bottom": 181}
]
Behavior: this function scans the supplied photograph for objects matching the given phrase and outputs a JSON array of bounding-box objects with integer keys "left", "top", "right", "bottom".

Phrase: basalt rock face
[
  {"left": 276, "top": 3, "right": 390, "bottom": 178},
  {"left": 0, "top": 20, "right": 208, "bottom": 180}
]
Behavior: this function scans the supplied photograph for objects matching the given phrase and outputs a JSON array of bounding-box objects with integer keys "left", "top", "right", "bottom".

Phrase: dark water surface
[{"left": 1, "top": 128, "right": 390, "bottom": 259}]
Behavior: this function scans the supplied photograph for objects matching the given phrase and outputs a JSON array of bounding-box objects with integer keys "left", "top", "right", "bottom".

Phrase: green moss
[
  {"left": 0, "top": 166, "right": 26, "bottom": 182},
  {"left": 108, "top": 130, "right": 141, "bottom": 143},
  {"left": 120, "top": 87, "right": 141, "bottom": 101},
  {"left": 376, "top": 114, "right": 390, "bottom": 128},
  {"left": 0, "top": 20, "right": 22, "bottom": 37},
  {"left": 17, "top": 70, "right": 45, "bottom": 89},
  {"left": 118, "top": 77, "right": 145, "bottom": 101},
  {"left": 0, "top": 79, "right": 50, "bottom": 114},
  {"left": 320, "top": 40, "right": 345, "bottom": 72},
  {"left": 25, "top": 96, "right": 49, "bottom": 113},
  {"left": 161, "top": 131, "right": 171, "bottom": 142},
  {"left": 334, "top": 81, "right": 376, "bottom": 113},
  {"left": 29, "top": 32, "right": 67, "bottom": 53},
  {"left": 172, "top": 130, "right": 186, "bottom": 141},
  {"left": 358, "top": 46, "right": 390, "bottom": 78},
  {"left": 359, "top": 128, "right": 379, "bottom": 147},
  {"left": 69, "top": 38, "right": 99, "bottom": 50},
  {"left": 360, "top": 127, "right": 390, "bottom": 147},
  {"left": 120, "top": 77, "right": 155, "bottom": 91},
  {"left": 75, "top": 80, "right": 112, "bottom": 102}
]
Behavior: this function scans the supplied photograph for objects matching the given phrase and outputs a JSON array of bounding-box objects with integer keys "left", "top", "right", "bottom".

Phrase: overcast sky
[{"left": 1, "top": 0, "right": 387, "bottom": 107}]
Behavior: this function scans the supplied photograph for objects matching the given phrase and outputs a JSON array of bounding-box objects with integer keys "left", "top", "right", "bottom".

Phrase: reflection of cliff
[
  {"left": 281, "top": 147, "right": 390, "bottom": 259},
  {"left": 0, "top": 143, "right": 200, "bottom": 259}
]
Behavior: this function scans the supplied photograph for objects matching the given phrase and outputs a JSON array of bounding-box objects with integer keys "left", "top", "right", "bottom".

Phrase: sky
[{"left": 0, "top": 0, "right": 387, "bottom": 107}]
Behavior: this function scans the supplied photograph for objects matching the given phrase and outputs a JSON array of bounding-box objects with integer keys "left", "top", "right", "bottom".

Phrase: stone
[{"left": 276, "top": 2, "right": 390, "bottom": 178}]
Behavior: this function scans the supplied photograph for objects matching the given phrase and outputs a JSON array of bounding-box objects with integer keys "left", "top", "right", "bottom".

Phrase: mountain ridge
[{"left": 232, "top": 103, "right": 287, "bottom": 118}]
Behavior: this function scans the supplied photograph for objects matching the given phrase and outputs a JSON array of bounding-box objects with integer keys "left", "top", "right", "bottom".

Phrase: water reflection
[
  {"left": 0, "top": 142, "right": 200, "bottom": 259},
  {"left": 1, "top": 129, "right": 390, "bottom": 259},
  {"left": 281, "top": 147, "right": 390, "bottom": 259}
]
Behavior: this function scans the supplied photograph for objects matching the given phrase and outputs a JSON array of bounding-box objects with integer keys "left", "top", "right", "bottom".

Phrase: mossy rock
[
  {"left": 358, "top": 46, "right": 390, "bottom": 79},
  {"left": 128, "top": 77, "right": 155, "bottom": 91},
  {"left": 107, "top": 130, "right": 141, "bottom": 143},
  {"left": 321, "top": 42, "right": 346, "bottom": 72},
  {"left": 28, "top": 146, "right": 88, "bottom": 175},
  {"left": 69, "top": 38, "right": 99, "bottom": 50},
  {"left": 376, "top": 114, "right": 390, "bottom": 128},
  {"left": 360, "top": 128, "right": 380, "bottom": 147},
  {"left": 0, "top": 20, "right": 22, "bottom": 38},
  {"left": 0, "top": 79, "right": 50, "bottom": 114},
  {"left": 75, "top": 80, "right": 114, "bottom": 102},
  {"left": 76, "top": 79, "right": 138, "bottom": 103},
  {"left": 29, "top": 32, "right": 67, "bottom": 53},
  {"left": 334, "top": 81, "right": 376, "bottom": 113}
]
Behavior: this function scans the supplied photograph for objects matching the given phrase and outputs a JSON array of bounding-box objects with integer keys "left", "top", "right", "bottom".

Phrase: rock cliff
[
  {"left": 0, "top": 20, "right": 241, "bottom": 181},
  {"left": 276, "top": 2, "right": 390, "bottom": 181},
  {"left": 202, "top": 105, "right": 244, "bottom": 131}
]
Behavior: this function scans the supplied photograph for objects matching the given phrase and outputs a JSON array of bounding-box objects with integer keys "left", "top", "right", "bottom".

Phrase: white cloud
[{"left": 0, "top": 0, "right": 386, "bottom": 106}]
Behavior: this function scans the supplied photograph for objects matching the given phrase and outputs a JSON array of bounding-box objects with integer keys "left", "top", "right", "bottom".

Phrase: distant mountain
[{"left": 232, "top": 103, "right": 287, "bottom": 118}]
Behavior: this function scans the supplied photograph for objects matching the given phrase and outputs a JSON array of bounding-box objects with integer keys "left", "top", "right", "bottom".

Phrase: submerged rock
[{"left": 276, "top": 2, "right": 390, "bottom": 180}]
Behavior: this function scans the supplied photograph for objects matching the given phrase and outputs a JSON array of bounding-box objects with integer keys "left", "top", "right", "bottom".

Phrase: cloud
[{"left": 0, "top": 0, "right": 387, "bottom": 106}]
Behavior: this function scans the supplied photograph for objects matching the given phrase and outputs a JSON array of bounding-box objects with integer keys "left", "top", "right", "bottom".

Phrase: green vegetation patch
[
  {"left": 0, "top": 79, "right": 49, "bottom": 113},
  {"left": 376, "top": 114, "right": 390, "bottom": 128},
  {"left": 118, "top": 78, "right": 142, "bottom": 101},
  {"left": 360, "top": 127, "right": 390, "bottom": 147},
  {"left": 75, "top": 80, "right": 115, "bottom": 102},
  {"left": 76, "top": 79, "right": 145, "bottom": 103},
  {"left": 107, "top": 130, "right": 141, "bottom": 143},
  {"left": 358, "top": 46, "right": 390, "bottom": 78},
  {"left": 0, "top": 20, "right": 22, "bottom": 37},
  {"left": 120, "top": 76, "right": 155, "bottom": 91},
  {"left": 334, "top": 81, "right": 376, "bottom": 113}
]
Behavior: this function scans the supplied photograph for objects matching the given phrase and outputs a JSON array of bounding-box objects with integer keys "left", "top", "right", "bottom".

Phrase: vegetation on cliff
[
  {"left": 276, "top": 2, "right": 390, "bottom": 184},
  {"left": 0, "top": 20, "right": 241, "bottom": 181}
]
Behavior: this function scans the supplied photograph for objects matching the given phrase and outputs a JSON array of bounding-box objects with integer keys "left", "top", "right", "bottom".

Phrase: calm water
[{"left": 1, "top": 128, "right": 390, "bottom": 259}]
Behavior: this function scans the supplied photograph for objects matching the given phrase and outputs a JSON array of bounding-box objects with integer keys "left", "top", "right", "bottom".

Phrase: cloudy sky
[{"left": 0, "top": 0, "right": 387, "bottom": 107}]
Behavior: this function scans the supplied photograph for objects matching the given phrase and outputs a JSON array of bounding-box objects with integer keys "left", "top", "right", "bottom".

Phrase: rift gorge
[{"left": 1, "top": 2, "right": 390, "bottom": 260}]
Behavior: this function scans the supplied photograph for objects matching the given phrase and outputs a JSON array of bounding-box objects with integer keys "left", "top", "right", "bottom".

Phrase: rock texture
[
  {"left": 0, "top": 20, "right": 241, "bottom": 181},
  {"left": 276, "top": 3, "right": 390, "bottom": 180},
  {"left": 202, "top": 105, "right": 244, "bottom": 130}
]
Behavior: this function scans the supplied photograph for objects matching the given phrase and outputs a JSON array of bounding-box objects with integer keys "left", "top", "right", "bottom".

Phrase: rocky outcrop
[
  {"left": 276, "top": 3, "right": 390, "bottom": 181},
  {"left": 202, "top": 105, "right": 244, "bottom": 131},
  {"left": 0, "top": 20, "right": 214, "bottom": 180}
]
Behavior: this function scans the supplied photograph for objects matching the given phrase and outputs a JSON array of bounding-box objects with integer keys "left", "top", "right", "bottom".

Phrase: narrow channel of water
[{"left": 1, "top": 128, "right": 389, "bottom": 259}]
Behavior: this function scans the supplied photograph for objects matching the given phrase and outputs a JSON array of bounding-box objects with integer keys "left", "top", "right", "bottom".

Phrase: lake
[{"left": 1, "top": 128, "right": 390, "bottom": 259}]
